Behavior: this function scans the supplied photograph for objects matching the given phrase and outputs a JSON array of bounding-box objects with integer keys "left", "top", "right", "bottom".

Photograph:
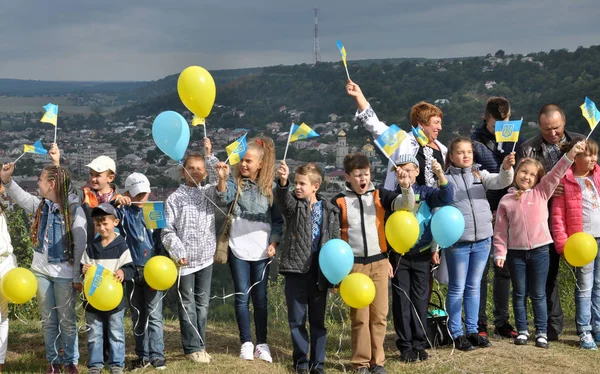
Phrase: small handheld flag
[
  {"left": 494, "top": 119, "right": 523, "bottom": 143},
  {"left": 289, "top": 123, "right": 319, "bottom": 143},
  {"left": 581, "top": 97, "right": 600, "bottom": 140},
  {"left": 336, "top": 40, "right": 350, "bottom": 80},
  {"left": 23, "top": 139, "right": 48, "bottom": 155},
  {"left": 412, "top": 126, "right": 429, "bottom": 147},
  {"left": 374, "top": 125, "right": 407, "bottom": 159},
  {"left": 142, "top": 202, "right": 167, "bottom": 229},
  {"left": 192, "top": 116, "right": 207, "bottom": 138},
  {"left": 41, "top": 103, "right": 59, "bottom": 143},
  {"left": 225, "top": 133, "right": 248, "bottom": 165}
]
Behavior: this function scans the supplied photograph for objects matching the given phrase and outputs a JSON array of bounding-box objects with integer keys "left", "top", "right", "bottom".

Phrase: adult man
[{"left": 518, "top": 103, "right": 583, "bottom": 341}]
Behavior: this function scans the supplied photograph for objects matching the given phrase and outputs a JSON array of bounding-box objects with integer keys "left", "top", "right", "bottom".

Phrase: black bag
[{"left": 426, "top": 290, "right": 453, "bottom": 348}]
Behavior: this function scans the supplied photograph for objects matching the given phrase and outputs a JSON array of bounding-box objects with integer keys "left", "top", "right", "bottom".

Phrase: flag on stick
[
  {"left": 412, "top": 126, "right": 429, "bottom": 147},
  {"left": 225, "top": 134, "right": 248, "bottom": 165},
  {"left": 336, "top": 40, "right": 350, "bottom": 80},
  {"left": 142, "top": 202, "right": 167, "bottom": 229},
  {"left": 581, "top": 97, "right": 600, "bottom": 140}
]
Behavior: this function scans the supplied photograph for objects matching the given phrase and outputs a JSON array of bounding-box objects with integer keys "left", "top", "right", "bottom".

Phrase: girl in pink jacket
[
  {"left": 551, "top": 138, "right": 600, "bottom": 350},
  {"left": 493, "top": 140, "right": 585, "bottom": 349}
]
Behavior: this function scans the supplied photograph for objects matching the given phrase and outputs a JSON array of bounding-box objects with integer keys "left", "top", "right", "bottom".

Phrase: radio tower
[{"left": 313, "top": 8, "right": 321, "bottom": 65}]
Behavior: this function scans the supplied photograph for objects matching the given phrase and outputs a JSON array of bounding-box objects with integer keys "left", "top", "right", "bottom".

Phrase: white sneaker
[
  {"left": 254, "top": 343, "right": 273, "bottom": 363},
  {"left": 240, "top": 342, "right": 254, "bottom": 360}
]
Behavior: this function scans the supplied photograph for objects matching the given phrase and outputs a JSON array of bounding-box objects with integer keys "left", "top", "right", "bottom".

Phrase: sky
[{"left": 0, "top": 0, "right": 598, "bottom": 81}]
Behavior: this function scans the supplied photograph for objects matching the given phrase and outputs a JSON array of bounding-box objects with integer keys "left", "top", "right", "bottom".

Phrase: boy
[
  {"left": 332, "top": 153, "right": 414, "bottom": 374},
  {"left": 275, "top": 161, "right": 340, "bottom": 374},
  {"left": 115, "top": 172, "right": 167, "bottom": 371},
  {"left": 389, "top": 155, "right": 454, "bottom": 362},
  {"left": 162, "top": 147, "right": 219, "bottom": 364},
  {"left": 81, "top": 203, "right": 135, "bottom": 374}
]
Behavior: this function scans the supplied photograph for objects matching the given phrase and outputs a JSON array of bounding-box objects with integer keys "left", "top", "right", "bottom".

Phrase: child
[
  {"left": 115, "top": 172, "right": 166, "bottom": 370},
  {"left": 81, "top": 203, "right": 135, "bottom": 374},
  {"left": 493, "top": 139, "right": 584, "bottom": 349},
  {"left": 332, "top": 153, "right": 414, "bottom": 374},
  {"left": 552, "top": 139, "right": 600, "bottom": 349},
  {"left": 162, "top": 146, "right": 219, "bottom": 364},
  {"left": 389, "top": 155, "right": 454, "bottom": 362},
  {"left": 0, "top": 185, "right": 17, "bottom": 373},
  {"left": 444, "top": 137, "right": 515, "bottom": 351},
  {"left": 275, "top": 161, "right": 340, "bottom": 374},
  {"left": 216, "top": 136, "right": 283, "bottom": 363},
  {"left": 1, "top": 161, "right": 85, "bottom": 374}
]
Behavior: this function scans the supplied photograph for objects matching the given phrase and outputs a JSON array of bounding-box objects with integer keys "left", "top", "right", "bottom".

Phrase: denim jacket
[
  {"left": 115, "top": 205, "right": 156, "bottom": 267},
  {"left": 217, "top": 177, "right": 283, "bottom": 243}
]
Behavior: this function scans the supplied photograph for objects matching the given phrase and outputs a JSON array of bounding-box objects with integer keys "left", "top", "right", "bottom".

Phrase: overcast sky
[{"left": 0, "top": 0, "right": 597, "bottom": 81}]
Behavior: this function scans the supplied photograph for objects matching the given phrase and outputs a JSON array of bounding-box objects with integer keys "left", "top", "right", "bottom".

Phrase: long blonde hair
[{"left": 234, "top": 136, "right": 276, "bottom": 204}]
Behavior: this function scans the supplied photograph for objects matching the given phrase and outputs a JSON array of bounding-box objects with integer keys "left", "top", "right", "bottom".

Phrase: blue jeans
[
  {"left": 177, "top": 265, "right": 212, "bottom": 354},
  {"left": 445, "top": 238, "right": 491, "bottom": 339},
  {"left": 86, "top": 309, "right": 126, "bottom": 369},
  {"left": 36, "top": 274, "right": 79, "bottom": 365},
  {"left": 507, "top": 246, "right": 550, "bottom": 334},
  {"left": 575, "top": 240, "right": 600, "bottom": 334},
  {"left": 228, "top": 250, "right": 270, "bottom": 344},
  {"left": 126, "top": 278, "right": 165, "bottom": 360}
]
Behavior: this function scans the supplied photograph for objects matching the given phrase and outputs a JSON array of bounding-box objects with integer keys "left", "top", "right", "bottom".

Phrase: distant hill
[{"left": 0, "top": 79, "right": 148, "bottom": 96}]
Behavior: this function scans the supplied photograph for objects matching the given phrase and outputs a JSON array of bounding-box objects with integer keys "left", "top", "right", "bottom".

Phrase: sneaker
[
  {"left": 129, "top": 358, "right": 151, "bottom": 370},
  {"left": 399, "top": 348, "right": 418, "bottom": 362},
  {"left": 87, "top": 368, "right": 101, "bottom": 374},
  {"left": 453, "top": 335, "right": 475, "bottom": 351},
  {"left": 64, "top": 364, "right": 78, "bottom": 374},
  {"left": 580, "top": 332, "right": 598, "bottom": 350},
  {"left": 196, "top": 351, "right": 211, "bottom": 363},
  {"left": 467, "top": 332, "right": 492, "bottom": 348},
  {"left": 46, "top": 364, "right": 62, "bottom": 374},
  {"left": 151, "top": 358, "right": 167, "bottom": 370},
  {"left": 414, "top": 348, "right": 429, "bottom": 361},
  {"left": 254, "top": 343, "right": 273, "bottom": 363},
  {"left": 494, "top": 322, "right": 518, "bottom": 339},
  {"left": 371, "top": 365, "right": 386, "bottom": 374},
  {"left": 240, "top": 342, "right": 254, "bottom": 360},
  {"left": 514, "top": 332, "right": 529, "bottom": 345},
  {"left": 110, "top": 367, "right": 124, "bottom": 374},
  {"left": 535, "top": 335, "right": 549, "bottom": 349},
  {"left": 477, "top": 321, "right": 488, "bottom": 337}
]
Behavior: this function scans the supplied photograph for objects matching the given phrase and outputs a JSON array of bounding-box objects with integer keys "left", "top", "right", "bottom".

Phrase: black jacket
[{"left": 518, "top": 130, "right": 583, "bottom": 172}]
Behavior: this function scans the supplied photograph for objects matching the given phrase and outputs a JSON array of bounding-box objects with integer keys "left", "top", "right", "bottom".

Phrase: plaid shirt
[{"left": 162, "top": 156, "right": 219, "bottom": 268}]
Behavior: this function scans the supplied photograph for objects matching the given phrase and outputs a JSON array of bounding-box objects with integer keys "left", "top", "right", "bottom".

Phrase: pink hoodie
[{"left": 493, "top": 155, "right": 573, "bottom": 260}]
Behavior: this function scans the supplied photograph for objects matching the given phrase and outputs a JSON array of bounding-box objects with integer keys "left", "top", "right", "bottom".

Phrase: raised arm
[
  {"left": 275, "top": 161, "right": 297, "bottom": 218},
  {"left": 1, "top": 163, "right": 41, "bottom": 214}
]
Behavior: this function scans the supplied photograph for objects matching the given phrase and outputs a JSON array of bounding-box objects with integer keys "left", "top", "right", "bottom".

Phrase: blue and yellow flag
[
  {"left": 581, "top": 97, "right": 600, "bottom": 130},
  {"left": 336, "top": 40, "right": 347, "bottom": 68},
  {"left": 88, "top": 264, "right": 108, "bottom": 297},
  {"left": 40, "top": 103, "right": 58, "bottom": 126},
  {"left": 191, "top": 116, "right": 205, "bottom": 127},
  {"left": 142, "top": 202, "right": 167, "bottom": 229},
  {"left": 226, "top": 134, "right": 248, "bottom": 165},
  {"left": 412, "top": 126, "right": 429, "bottom": 147},
  {"left": 23, "top": 139, "right": 48, "bottom": 155},
  {"left": 494, "top": 119, "right": 522, "bottom": 143},
  {"left": 289, "top": 123, "right": 319, "bottom": 143},
  {"left": 374, "top": 125, "right": 407, "bottom": 158}
]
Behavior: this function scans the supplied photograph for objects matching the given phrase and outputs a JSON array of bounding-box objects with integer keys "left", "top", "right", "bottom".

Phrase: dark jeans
[
  {"left": 177, "top": 265, "right": 213, "bottom": 354},
  {"left": 546, "top": 243, "right": 564, "bottom": 339},
  {"left": 126, "top": 277, "right": 165, "bottom": 360},
  {"left": 228, "top": 250, "right": 270, "bottom": 344},
  {"left": 390, "top": 252, "right": 430, "bottom": 352},
  {"left": 284, "top": 270, "right": 327, "bottom": 372},
  {"left": 507, "top": 246, "right": 550, "bottom": 334},
  {"left": 478, "top": 253, "right": 512, "bottom": 326}
]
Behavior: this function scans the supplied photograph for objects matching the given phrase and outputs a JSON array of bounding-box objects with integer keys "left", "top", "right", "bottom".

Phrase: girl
[
  {"left": 551, "top": 139, "right": 598, "bottom": 349},
  {"left": 494, "top": 140, "right": 585, "bottom": 349},
  {"left": 0, "top": 162, "right": 86, "bottom": 374},
  {"left": 0, "top": 185, "right": 17, "bottom": 373},
  {"left": 444, "top": 137, "right": 515, "bottom": 351},
  {"left": 216, "top": 136, "right": 283, "bottom": 363}
]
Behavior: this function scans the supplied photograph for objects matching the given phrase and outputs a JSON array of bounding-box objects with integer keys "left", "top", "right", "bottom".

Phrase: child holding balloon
[
  {"left": 275, "top": 161, "right": 340, "bottom": 374},
  {"left": 443, "top": 137, "right": 515, "bottom": 351},
  {"left": 494, "top": 140, "right": 586, "bottom": 349}
]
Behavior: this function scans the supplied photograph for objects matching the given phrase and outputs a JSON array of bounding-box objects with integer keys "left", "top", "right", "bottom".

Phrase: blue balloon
[
  {"left": 319, "top": 239, "right": 354, "bottom": 285},
  {"left": 431, "top": 206, "right": 465, "bottom": 248},
  {"left": 152, "top": 111, "right": 190, "bottom": 161}
]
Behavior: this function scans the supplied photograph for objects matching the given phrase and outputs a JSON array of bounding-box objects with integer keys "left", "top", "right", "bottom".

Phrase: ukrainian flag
[
  {"left": 374, "top": 125, "right": 407, "bottom": 158},
  {"left": 226, "top": 134, "right": 248, "bottom": 165},
  {"left": 142, "top": 202, "right": 167, "bottom": 229},
  {"left": 412, "top": 126, "right": 429, "bottom": 147},
  {"left": 23, "top": 139, "right": 48, "bottom": 155},
  {"left": 40, "top": 103, "right": 58, "bottom": 126},
  {"left": 581, "top": 97, "right": 600, "bottom": 130},
  {"left": 494, "top": 119, "right": 522, "bottom": 143},
  {"left": 336, "top": 40, "right": 347, "bottom": 67},
  {"left": 192, "top": 116, "right": 205, "bottom": 127},
  {"left": 289, "top": 123, "right": 319, "bottom": 143}
]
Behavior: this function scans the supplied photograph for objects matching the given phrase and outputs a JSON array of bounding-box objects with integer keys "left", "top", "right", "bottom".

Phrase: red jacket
[{"left": 551, "top": 164, "right": 600, "bottom": 254}]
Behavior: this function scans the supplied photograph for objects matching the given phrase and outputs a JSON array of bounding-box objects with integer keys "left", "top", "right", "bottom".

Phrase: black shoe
[
  {"left": 454, "top": 335, "right": 475, "bottom": 351},
  {"left": 151, "top": 358, "right": 166, "bottom": 370},
  {"left": 494, "top": 322, "right": 518, "bottom": 339},
  {"left": 371, "top": 365, "right": 386, "bottom": 374},
  {"left": 535, "top": 335, "right": 549, "bottom": 349},
  {"left": 477, "top": 321, "right": 488, "bottom": 337},
  {"left": 467, "top": 332, "right": 492, "bottom": 348},
  {"left": 414, "top": 348, "right": 429, "bottom": 361},
  {"left": 547, "top": 329, "right": 560, "bottom": 341},
  {"left": 399, "top": 348, "right": 418, "bottom": 363},
  {"left": 129, "top": 358, "right": 150, "bottom": 371}
]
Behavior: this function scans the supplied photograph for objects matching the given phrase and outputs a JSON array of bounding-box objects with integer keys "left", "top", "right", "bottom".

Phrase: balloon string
[
  {"left": 176, "top": 268, "right": 205, "bottom": 347},
  {"left": 329, "top": 293, "right": 348, "bottom": 373},
  {"left": 128, "top": 280, "right": 169, "bottom": 337},
  {"left": 182, "top": 166, "right": 228, "bottom": 217}
]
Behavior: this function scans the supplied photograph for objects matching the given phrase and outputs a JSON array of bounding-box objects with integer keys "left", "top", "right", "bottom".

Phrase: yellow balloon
[
  {"left": 177, "top": 66, "right": 216, "bottom": 119},
  {"left": 1, "top": 267, "right": 37, "bottom": 304},
  {"left": 83, "top": 265, "right": 123, "bottom": 311},
  {"left": 385, "top": 211, "right": 420, "bottom": 254},
  {"left": 144, "top": 256, "right": 177, "bottom": 291},
  {"left": 340, "top": 273, "right": 376, "bottom": 309},
  {"left": 564, "top": 232, "right": 598, "bottom": 267}
]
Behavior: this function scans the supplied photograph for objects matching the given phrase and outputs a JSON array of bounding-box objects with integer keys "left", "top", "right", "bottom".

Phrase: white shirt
[
  {"left": 229, "top": 217, "right": 271, "bottom": 261},
  {"left": 576, "top": 176, "right": 600, "bottom": 238}
]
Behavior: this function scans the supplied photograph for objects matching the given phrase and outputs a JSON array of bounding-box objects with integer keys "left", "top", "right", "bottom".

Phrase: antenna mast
[{"left": 313, "top": 8, "right": 321, "bottom": 65}]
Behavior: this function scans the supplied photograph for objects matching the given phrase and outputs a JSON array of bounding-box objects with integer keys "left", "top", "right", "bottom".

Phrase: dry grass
[{"left": 4, "top": 318, "right": 600, "bottom": 374}]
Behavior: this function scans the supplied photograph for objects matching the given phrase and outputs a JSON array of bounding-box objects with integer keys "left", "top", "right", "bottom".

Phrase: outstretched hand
[{"left": 0, "top": 163, "right": 14, "bottom": 184}]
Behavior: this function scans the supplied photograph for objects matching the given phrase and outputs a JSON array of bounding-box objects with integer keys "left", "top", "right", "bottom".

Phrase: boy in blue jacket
[{"left": 389, "top": 154, "right": 454, "bottom": 362}]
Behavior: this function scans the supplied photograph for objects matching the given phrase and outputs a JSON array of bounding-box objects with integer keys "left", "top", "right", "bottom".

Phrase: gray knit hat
[{"left": 394, "top": 154, "right": 419, "bottom": 168}]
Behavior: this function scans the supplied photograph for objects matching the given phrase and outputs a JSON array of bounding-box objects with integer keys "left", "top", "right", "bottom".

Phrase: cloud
[{"left": 0, "top": 0, "right": 597, "bottom": 81}]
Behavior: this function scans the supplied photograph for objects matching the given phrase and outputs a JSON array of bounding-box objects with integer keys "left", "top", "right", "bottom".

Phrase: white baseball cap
[
  {"left": 124, "top": 172, "right": 151, "bottom": 197},
  {"left": 86, "top": 156, "right": 116, "bottom": 174}
]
